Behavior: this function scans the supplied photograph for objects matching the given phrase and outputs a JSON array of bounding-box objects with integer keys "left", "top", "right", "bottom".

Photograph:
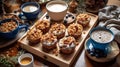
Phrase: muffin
[
  {"left": 59, "top": 36, "right": 76, "bottom": 54},
  {"left": 27, "top": 28, "right": 43, "bottom": 44},
  {"left": 63, "top": 13, "right": 76, "bottom": 26},
  {"left": 76, "top": 14, "right": 91, "bottom": 27},
  {"left": 41, "top": 33, "right": 57, "bottom": 50},
  {"left": 36, "top": 20, "right": 50, "bottom": 33},
  {"left": 49, "top": 23, "right": 66, "bottom": 39},
  {"left": 67, "top": 23, "right": 83, "bottom": 38}
]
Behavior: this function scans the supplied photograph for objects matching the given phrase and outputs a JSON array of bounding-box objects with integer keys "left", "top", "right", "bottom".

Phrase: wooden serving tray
[{"left": 18, "top": 12, "right": 98, "bottom": 67}]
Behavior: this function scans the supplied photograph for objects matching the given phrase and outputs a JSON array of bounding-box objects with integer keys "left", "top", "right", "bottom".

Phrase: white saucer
[{"left": 85, "top": 38, "right": 120, "bottom": 62}]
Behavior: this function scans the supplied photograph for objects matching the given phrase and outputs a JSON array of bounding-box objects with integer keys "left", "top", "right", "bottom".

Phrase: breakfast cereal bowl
[
  {"left": 0, "top": 18, "right": 28, "bottom": 39},
  {"left": 46, "top": 0, "right": 68, "bottom": 21},
  {"left": 90, "top": 27, "right": 114, "bottom": 44}
]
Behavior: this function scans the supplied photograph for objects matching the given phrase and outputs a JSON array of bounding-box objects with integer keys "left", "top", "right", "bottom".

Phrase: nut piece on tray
[
  {"left": 59, "top": 36, "right": 76, "bottom": 54},
  {"left": 76, "top": 13, "right": 91, "bottom": 27},
  {"left": 41, "top": 33, "right": 57, "bottom": 52},
  {"left": 27, "top": 28, "right": 43, "bottom": 44},
  {"left": 67, "top": 23, "right": 83, "bottom": 39},
  {"left": 49, "top": 23, "right": 66, "bottom": 39}
]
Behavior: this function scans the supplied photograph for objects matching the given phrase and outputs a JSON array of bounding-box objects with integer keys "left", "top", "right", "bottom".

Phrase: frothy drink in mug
[
  {"left": 22, "top": 5, "right": 38, "bottom": 12},
  {"left": 91, "top": 30, "right": 113, "bottom": 43}
]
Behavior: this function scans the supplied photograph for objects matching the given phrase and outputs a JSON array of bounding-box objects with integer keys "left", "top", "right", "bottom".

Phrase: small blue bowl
[
  {"left": 90, "top": 27, "right": 114, "bottom": 44},
  {"left": 0, "top": 18, "right": 28, "bottom": 39},
  {"left": 20, "top": 2, "right": 40, "bottom": 20}
]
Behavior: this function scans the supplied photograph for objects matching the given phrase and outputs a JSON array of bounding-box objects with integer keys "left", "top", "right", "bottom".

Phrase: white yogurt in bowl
[
  {"left": 46, "top": 0, "right": 68, "bottom": 21},
  {"left": 47, "top": 3, "right": 67, "bottom": 12}
]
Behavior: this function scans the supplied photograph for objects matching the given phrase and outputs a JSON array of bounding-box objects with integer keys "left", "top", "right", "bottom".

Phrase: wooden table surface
[
  {"left": 75, "top": 0, "right": 120, "bottom": 67},
  {"left": 32, "top": 0, "right": 120, "bottom": 67},
  {"left": 0, "top": 0, "right": 120, "bottom": 67}
]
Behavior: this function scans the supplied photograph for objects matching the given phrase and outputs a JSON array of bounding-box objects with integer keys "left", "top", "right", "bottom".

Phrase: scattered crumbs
[
  {"left": 52, "top": 49, "right": 59, "bottom": 56},
  {"left": 83, "top": 31, "right": 86, "bottom": 34},
  {"left": 75, "top": 41, "right": 79, "bottom": 45}
]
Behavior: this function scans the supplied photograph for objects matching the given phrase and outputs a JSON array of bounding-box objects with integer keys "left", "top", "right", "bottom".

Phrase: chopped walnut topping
[
  {"left": 76, "top": 14, "right": 91, "bottom": 26},
  {"left": 77, "top": 14, "right": 90, "bottom": 21},
  {"left": 59, "top": 36, "right": 76, "bottom": 47},
  {"left": 41, "top": 33, "right": 57, "bottom": 45},
  {"left": 36, "top": 20, "right": 50, "bottom": 30},
  {"left": 49, "top": 23, "right": 66, "bottom": 36},
  {"left": 27, "top": 28, "right": 43, "bottom": 43},
  {"left": 0, "top": 20, "right": 17, "bottom": 32},
  {"left": 68, "top": 23, "right": 83, "bottom": 37}
]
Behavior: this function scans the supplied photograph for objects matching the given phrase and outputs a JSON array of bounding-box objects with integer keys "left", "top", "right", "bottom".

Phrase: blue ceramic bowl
[
  {"left": 90, "top": 27, "right": 114, "bottom": 44},
  {"left": 0, "top": 18, "right": 28, "bottom": 39},
  {"left": 21, "top": 2, "right": 40, "bottom": 20}
]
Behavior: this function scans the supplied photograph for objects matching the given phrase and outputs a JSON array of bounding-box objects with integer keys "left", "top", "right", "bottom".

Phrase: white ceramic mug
[
  {"left": 46, "top": 0, "right": 68, "bottom": 21},
  {"left": 18, "top": 53, "right": 34, "bottom": 67}
]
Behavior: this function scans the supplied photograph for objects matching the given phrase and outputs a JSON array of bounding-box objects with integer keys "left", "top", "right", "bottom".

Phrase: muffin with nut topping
[
  {"left": 76, "top": 14, "right": 91, "bottom": 27},
  {"left": 67, "top": 23, "right": 83, "bottom": 38},
  {"left": 36, "top": 20, "right": 50, "bottom": 33},
  {"left": 27, "top": 28, "right": 43, "bottom": 44},
  {"left": 49, "top": 23, "right": 66, "bottom": 39},
  {"left": 41, "top": 33, "right": 57, "bottom": 50},
  {"left": 59, "top": 36, "right": 76, "bottom": 54}
]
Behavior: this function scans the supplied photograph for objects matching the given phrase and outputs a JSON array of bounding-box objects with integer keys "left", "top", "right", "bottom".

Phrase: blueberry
[
  {"left": 95, "top": 54, "right": 100, "bottom": 58},
  {"left": 103, "top": 54, "right": 107, "bottom": 57},
  {"left": 64, "top": 20, "right": 67, "bottom": 24},
  {"left": 95, "top": 49, "right": 100, "bottom": 53},
  {"left": 87, "top": 49, "right": 91, "bottom": 53},
  {"left": 72, "top": 16, "right": 74, "bottom": 19},
  {"left": 46, "top": 15, "right": 49, "bottom": 19},
  {"left": 66, "top": 16, "right": 68, "bottom": 19},
  {"left": 90, "top": 52, "right": 95, "bottom": 56},
  {"left": 90, "top": 48, "right": 95, "bottom": 52}
]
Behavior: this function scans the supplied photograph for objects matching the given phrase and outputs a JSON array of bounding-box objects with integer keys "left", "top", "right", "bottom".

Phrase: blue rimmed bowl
[
  {"left": 90, "top": 27, "right": 114, "bottom": 45},
  {"left": 20, "top": 2, "right": 40, "bottom": 20},
  {"left": 88, "top": 27, "right": 114, "bottom": 58},
  {"left": 0, "top": 18, "right": 28, "bottom": 39}
]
